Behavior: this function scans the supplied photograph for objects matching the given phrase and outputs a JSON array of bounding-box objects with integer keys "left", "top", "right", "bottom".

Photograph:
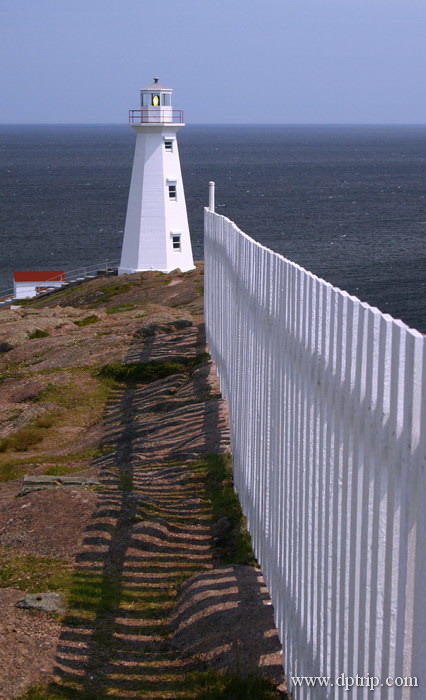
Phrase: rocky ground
[{"left": 0, "top": 266, "right": 287, "bottom": 699}]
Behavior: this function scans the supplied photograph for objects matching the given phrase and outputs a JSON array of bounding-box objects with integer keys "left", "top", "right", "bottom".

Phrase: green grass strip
[{"left": 96, "top": 353, "right": 210, "bottom": 383}]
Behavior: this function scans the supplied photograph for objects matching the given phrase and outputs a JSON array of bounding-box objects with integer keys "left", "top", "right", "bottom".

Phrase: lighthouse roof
[{"left": 142, "top": 78, "right": 171, "bottom": 91}]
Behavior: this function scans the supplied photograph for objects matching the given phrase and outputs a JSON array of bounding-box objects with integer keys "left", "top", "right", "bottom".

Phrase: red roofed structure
[
  {"left": 13, "top": 270, "right": 65, "bottom": 300},
  {"left": 13, "top": 270, "right": 64, "bottom": 283}
]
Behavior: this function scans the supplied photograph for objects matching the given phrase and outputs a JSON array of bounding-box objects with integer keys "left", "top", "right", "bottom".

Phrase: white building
[
  {"left": 13, "top": 270, "right": 65, "bottom": 299},
  {"left": 118, "top": 78, "right": 195, "bottom": 275}
]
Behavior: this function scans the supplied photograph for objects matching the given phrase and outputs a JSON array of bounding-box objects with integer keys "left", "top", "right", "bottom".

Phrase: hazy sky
[{"left": 1, "top": 0, "right": 426, "bottom": 124}]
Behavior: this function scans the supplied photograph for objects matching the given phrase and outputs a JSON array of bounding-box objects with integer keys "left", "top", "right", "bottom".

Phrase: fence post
[{"left": 208, "top": 181, "right": 215, "bottom": 212}]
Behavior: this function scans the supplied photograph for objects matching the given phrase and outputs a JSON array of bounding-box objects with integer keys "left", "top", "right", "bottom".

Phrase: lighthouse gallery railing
[
  {"left": 128, "top": 109, "right": 184, "bottom": 124},
  {"left": 204, "top": 208, "right": 425, "bottom": 698}
]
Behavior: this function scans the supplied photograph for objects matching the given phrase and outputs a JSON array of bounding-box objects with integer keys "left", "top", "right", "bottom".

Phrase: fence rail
[{"left": 204, "top": 207, "right": 426, "bottom": 698}]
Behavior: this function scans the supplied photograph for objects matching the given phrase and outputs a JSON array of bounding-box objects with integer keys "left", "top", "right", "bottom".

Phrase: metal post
[{"left": 209, "top": 181, "right": 215, "bottom": 212}]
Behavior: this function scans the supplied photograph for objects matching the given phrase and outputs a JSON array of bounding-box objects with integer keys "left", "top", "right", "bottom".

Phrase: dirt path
[
  {"left": 51, "top": 461, "right": 214, "bottom": 697},
  {"left": 46, "top": 323, "right": 226, "bottom": 697}
]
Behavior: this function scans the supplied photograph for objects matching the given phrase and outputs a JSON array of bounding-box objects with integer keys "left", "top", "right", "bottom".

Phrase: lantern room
[
  {"left": 129, "top": 78, "right": 183, "bottom": 125},
  {"left": 140, "top": 77, "right": 172, "bottom": 108}
]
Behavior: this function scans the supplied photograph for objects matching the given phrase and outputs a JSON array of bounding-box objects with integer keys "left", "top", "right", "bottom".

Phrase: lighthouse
[{"left": 118, "top": 78, "right": 195, "bottom": 275}]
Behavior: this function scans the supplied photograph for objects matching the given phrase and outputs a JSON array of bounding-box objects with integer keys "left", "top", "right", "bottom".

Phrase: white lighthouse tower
[{"left": 118, "top": 78, "right": 194, "bottom": 275}]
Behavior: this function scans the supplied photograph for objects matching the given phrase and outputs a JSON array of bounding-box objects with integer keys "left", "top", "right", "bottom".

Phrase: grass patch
[
  {"left": 29, "top": 328, "right": 50, "bottom": 339},
  {"left": 15, "top": 685, "right": 68, "bottom": 700},
  {"left": 36, "top": 374, "right": 116, "bottom": 413},
  {"left": 0, "top": 411, "right": 57, "bottom": 454},
  {"left": 97, "top": 359, "right": 187, "bottom": 382},
  {"left": 74, "top": 315, "right": 99, "bottom": 327},
  {"left": 42, "top": 464, "right": 92, "bottom": 477},
  {"left": 204, "top": 454, "right": 256, "bottom": 566},
  {"left": 118, "top": 470, "right": 132, "bottom": 491},
  {"left": 96, "top": 353, "right": 210, "bottom": 383},
  {"left": 0, "top": 445, "right": 105, "bottom": 469},
  {"left": 88, "top": 281, "right": 132, "bottom": 308},
  {"left": 0, "top": 362, "right": 25, "bottom": 382},
  {"left": 0, "top": 426, "right": 45, "bottom": 453},
  {"left": 105, "top": 302, "right": 136, "bottom": 314},
  {"left": 32, "top": 413, "right": 55, "bottom": 429},
  {"left": 21, "top": 684, "right": 106, "bottom": 699},
  {"left": 0, "top": 461, "right": 28, "bottom": 481},
  {"left": 187, "top": 669, "right": 283, "bottom": 699},
  {"left": 27, "top": 285, "right": 75, "bottom": 308},
  {"left": 36, "top": 381, "right": 72, "bottom": 407},
  {"left": 10, "top": 298, "right": 31, "bottom": 306},
  {"left": 0, "top": 549, "right": 72, "bottom": 594},
  {"left": 0, "top": 443, "right": 108, "bottom": 482},
  {"left": 5, "top": 408, "right": 23, "bottom": 422},
  {"left": 191, "top": 351, "right": 211, "bottom": 366},
  {"left": 101, "top": 281, "right": 132, "bottom": 297},
  {"left": 64, "top": 569, "right": 122, "bottom": 617}
]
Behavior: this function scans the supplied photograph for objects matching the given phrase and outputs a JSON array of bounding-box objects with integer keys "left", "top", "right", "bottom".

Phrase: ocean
[{"left": 0, "top": 124, "right": 425, "bottom": 332}]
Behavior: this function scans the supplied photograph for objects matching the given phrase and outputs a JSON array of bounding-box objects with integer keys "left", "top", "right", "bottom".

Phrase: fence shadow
[{"left": 48, "top": 320, "right": 236, "bottom": 698}]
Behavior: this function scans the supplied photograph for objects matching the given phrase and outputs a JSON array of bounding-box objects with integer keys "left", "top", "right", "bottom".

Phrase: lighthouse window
[
  {"left": 171, "top": 234, "right": 181, "bottom": 251},
  {"left": 164, "top": 140, "right": 173, "bottom": 152},
  {"left": 168, "top": 184, "right": 177, "bottom": 200},
  {"left": 162, "top": 94, "right": 171, "bottom": 106},
  {"left": 152, "top": 94, "right": 160, "bottom": 107}
]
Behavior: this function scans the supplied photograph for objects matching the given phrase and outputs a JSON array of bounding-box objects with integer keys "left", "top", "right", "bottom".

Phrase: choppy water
[{"left": 0, "top": 124, "right": 425, "bottom": 331}]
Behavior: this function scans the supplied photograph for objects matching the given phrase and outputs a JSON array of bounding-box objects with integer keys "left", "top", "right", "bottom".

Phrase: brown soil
[
  {"left": 0, "top": 588, "right": 62, "bottom": 699},
  {"left": 0, "top": 487, "right": 99, "bottom": 559},
  {"left": 0, "top": 266, "right": 286, "bottom": 699}
]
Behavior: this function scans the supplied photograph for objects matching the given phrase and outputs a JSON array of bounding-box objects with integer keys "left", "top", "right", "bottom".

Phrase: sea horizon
[{"left": 2, "top": 122, "right": 426, "bottom": 127}]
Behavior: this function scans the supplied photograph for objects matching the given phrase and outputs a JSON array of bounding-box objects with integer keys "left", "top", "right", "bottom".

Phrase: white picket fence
[{"left": 204, "top": 207, "right": 426, "bottom": 698}]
